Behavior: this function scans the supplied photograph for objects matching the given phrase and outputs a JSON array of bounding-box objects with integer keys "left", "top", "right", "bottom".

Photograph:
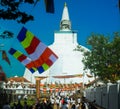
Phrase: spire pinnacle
[
  {"left": 60, "top": 2, "right": 71, "bottom": 31},
  {"left": 64, "top": 2, "right": 67, "bottom": 7}
]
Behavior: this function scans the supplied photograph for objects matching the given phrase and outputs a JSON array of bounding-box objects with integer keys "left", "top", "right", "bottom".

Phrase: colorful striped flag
[
  {"left": 16, "top": 27, "right": 58, "bottom": 73},
  {"left": 9, "top": 48, "right": 37, "bottom": 73}
]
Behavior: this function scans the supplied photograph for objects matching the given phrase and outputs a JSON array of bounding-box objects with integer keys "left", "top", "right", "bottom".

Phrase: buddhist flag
[
  {"left": 2, "top": 50, "right": 10, "bottom": 65},
  {"left": 17, "top": 27, "right": 58, "bottom": 73},
  {"left": 9, "top": 48, "right": 37, "bottom": 73},
  {"left": 44, "top": 0, "right": 54, "bottom": 13}
]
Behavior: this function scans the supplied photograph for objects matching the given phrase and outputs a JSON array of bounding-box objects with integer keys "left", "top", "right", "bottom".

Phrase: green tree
[
  {"left": 76, "top": 32, "right": 120, "bottom": 83},
  {"left": 0, "top": 30, "right": 14, "bottom": 38}
]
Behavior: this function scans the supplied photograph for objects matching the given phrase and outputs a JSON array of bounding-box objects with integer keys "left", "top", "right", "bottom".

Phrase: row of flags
[
  {"left": 9, "top": 27, "right": 58, "bottom": 74},
  {"left": 52, "top": 74, "right": 93, "bottom": 78},
  {"left": 53, "top": 74, "right": 83, "bottom": 78}
]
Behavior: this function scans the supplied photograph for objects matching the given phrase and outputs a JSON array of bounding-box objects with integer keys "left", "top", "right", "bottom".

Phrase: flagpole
[
  {"left": 0, "top": 44, "right": 4, "bottom": 65},
  {"left": 83, "top": 72, "right": 85, "bottom": 89},
  {"left": 63, "top": 72, "right": 67, "bottom": 96}
]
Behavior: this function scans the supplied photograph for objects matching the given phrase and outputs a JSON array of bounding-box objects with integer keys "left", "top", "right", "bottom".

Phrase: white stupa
[{"left": 24, "top": 3, "right": 94, "bottom": 84}]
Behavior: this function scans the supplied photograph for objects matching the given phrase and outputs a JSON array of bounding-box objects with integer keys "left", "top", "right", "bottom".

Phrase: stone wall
[{"left": 85, "top": 81, "right": 120, "bottom": 109}]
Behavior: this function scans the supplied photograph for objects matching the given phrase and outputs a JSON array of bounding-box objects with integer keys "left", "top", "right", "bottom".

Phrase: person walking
[
  {"left": 16, "top": 100, "right": 23, "bottom": 109},
  {"left": 60, "top": 100, "right": 68, "bottom": 109},
  {"left": 23, "top": 101, "right": 29, "bottom": 109}
]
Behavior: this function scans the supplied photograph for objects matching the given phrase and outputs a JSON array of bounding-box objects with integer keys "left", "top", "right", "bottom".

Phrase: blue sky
[{"left": 0, "top": 0, "right": 120, "bottom": 77}]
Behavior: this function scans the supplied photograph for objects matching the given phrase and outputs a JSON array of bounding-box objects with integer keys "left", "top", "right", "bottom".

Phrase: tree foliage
[
  {"left": 0, "top": 30, "right": 14, "bottom": 38},
  {"left": 76, "top": 32, "right": 120, "bottom": 83},
  {"left": 0, "top": 0, "right": 35, "bottom": 24}
]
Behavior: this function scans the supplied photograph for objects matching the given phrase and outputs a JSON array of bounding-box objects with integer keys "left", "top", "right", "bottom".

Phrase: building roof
[{"left": 7, "top": 76, "right": 30, "bottom": 83}]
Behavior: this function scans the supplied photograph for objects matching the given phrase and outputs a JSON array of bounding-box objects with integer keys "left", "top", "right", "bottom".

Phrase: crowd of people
[{"left": 2, "top": 95, "right": 99, "bottom": 109}]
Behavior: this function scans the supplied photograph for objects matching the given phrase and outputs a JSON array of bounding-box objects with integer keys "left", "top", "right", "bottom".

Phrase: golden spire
[{"left": 64, "top": 2, "right": 67, "bottom": 7}]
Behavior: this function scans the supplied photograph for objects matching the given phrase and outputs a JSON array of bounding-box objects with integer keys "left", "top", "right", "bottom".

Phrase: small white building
[
  {"left": 1, "top": 76, "right": 36, "bottom": 102},
  {"left": 3, "top": 76, "right": 35, "bottom": 95}
]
